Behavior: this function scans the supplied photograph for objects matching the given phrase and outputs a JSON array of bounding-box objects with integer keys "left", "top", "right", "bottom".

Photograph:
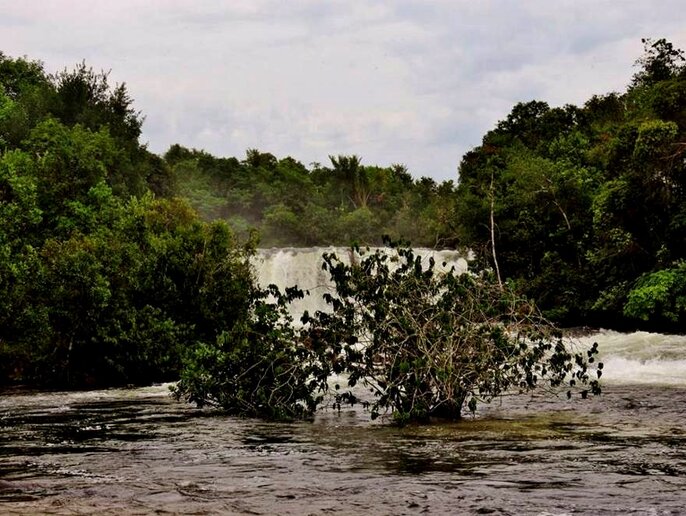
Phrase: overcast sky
[{"left": 2, "top": 1, "right": 685, "bottom": 181}]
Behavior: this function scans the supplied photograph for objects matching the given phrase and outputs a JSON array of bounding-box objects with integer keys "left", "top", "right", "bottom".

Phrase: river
[{"left": 1, "top": 249, "right": 685, "bottom": 514}]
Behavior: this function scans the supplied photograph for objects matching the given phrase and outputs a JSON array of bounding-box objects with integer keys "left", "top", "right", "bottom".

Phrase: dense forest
[
  {"left": 1, "top": 39, "right": 685, "bottom": 392},
  {"left": 0, "top": 54, "right": 257, "bottom": 387},
  {"left": 165, "top": 147, "right": 457, "bottom": 248},
  {"left": 455, "top": 38, "right": 686, "bottom": 331}
]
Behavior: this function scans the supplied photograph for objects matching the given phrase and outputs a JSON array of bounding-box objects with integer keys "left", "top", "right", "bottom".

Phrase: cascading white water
[
  {"left": 577, "top": 330, "right": 686, "bottom": 386},
  {"left": 253, "top": 246, "right": 468, "bottom": 322},
  {"left": 253, "top": 247, "right": 686, "bottom": 387}
]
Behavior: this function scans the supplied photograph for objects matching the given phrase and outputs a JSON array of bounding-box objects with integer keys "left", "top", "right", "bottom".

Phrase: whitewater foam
[{"left": 253, "top": 248, "right": 686, "bottom": 387}]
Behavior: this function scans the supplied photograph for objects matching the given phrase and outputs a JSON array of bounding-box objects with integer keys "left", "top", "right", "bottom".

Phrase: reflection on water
[{"left": 1, "top": 382, "right": 685, "bottom": 514}]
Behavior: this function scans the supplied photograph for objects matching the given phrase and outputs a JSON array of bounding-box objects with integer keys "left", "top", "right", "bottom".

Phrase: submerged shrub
[
  {"left": 302, "top": 242, "right": 601, "bottom": 423},
  {"left": 173, "top": 285, "right": 329, "bottom": 420}
]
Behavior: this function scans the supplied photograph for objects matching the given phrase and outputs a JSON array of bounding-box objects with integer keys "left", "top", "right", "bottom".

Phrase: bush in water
[
  {"left": 171, "top": 242, "right": 601, "bottom": 423},
  {"left": 302, "top": 242, "right": 602, "bottom": 423},
  {"left": 173, "top": 284, "right": 329, "bottom": 420}
]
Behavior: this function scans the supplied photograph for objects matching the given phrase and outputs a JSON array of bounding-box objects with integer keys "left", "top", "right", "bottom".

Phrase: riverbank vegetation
[
  {"left": 0, "top": 54, "right": 255, "bottom": 387},
  {"left": 1, "top": 39, "right": 682, "bottom": 420},
  {"left": 455, "top": 39, "right": 686, "bottom": 331}
]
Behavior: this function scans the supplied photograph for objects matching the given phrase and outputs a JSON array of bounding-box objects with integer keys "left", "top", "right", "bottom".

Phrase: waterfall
[
  {"left": 252, "top": 247, "right": 686, "bottom": 387},
  {"left": 252, "top": 246, "right": 469, "bottom": 321}
]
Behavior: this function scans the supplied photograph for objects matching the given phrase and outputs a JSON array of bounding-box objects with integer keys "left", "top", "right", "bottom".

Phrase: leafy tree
[
  {"left": 632, "top": 38, "right": 686, "bottom": 87},
  {"left": 52, "top": 62, "right": 142, "bottom": 146},
  {"left": 329, "top": 154, "right": 371, "bottom": 208},
  {"left": 0, "top": 52, "right": 47, "bottom": 99},
  {"left": 624, "top": 262, "right": 686, "bottom": 325},
  {"left": 0, "top": 54, "right": 254, "bottom": 387},
  {"left": 302, "top": 244, "right": 601, "bottom": 423},
  {"left": 0, "top": 53, "right": 175, "bottom": 198},
  {"left": 454, "top": 39, "right": 686, "bottom": 330}
]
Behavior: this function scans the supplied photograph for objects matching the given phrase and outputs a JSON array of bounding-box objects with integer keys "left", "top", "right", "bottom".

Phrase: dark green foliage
[
  {"left": 0, "top": 175, "right": 257, "bottom": 386},
  {"left": 0, "top": 54, "right": 256, "bottom": 388},
  {"left": 51, "top": 62, "right": 142, "bottom": 146},
  {"left": 0, "top": 53, "right": 177, "bottom": 197},
  {"left": 632, "top": 38, "right": 686, "bottom": 87},
  {"left": 454, "top": 39, "right": 686, "bottom": 330},
  {"left": 173, "top": 285, "right": 328, "bottom": 420}
]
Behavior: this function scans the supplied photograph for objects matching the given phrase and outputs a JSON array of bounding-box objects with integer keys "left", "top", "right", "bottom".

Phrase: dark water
[
  {"left": 2, "top": 330, "right": 685, "bottom": 515},
  {"left": 1, "top": 379, "right": 685, "bottom": 515}
]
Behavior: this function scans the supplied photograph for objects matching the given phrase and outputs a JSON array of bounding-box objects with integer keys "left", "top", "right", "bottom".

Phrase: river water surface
[{"left": 1, "top": 331, "right": 686, "bottom": 515}]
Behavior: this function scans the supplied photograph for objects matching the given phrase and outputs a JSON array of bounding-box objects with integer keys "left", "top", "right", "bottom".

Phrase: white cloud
[{"left": 1, "top": 0, "right": 685, "bottom": 180}]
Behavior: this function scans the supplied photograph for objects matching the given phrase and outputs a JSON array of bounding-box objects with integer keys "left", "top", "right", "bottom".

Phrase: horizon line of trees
[{"left": 162, "top": 38, "right": 686, "bottom": 331}]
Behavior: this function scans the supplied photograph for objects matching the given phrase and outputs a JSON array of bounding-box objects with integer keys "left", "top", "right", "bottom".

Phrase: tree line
[
  {"left": 163, "top": 38, "right": 686, "bottom": 331},
  {"left": 165, "top": 147, "right": 457, "bottom": 248},
  {"left": 0, "top": 40, "right": 682, "bottom": 418}
]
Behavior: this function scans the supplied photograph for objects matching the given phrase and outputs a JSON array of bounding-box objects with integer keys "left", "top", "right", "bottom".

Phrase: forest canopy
[
  {"left": 164, "top": 146, "right": 458, "bottom": 248},
  {"left": 0, "top": 53, "right": 253, "bottom": 386}
]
